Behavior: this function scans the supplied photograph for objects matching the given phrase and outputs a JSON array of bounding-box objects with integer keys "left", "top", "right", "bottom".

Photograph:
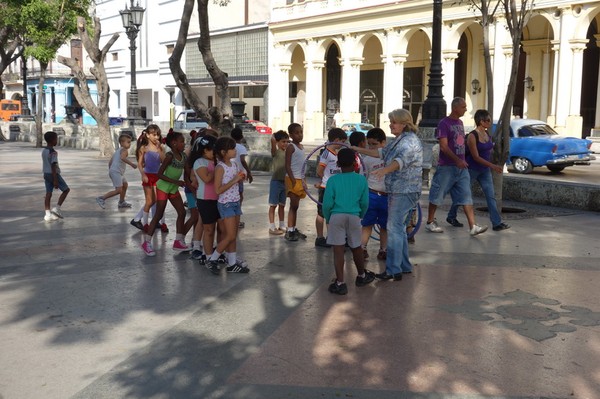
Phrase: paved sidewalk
[{"left": 0, "top": 141, "right": 599, "bottom": 399}]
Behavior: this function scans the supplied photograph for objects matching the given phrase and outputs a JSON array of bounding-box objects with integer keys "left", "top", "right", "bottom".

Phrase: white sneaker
[
  {"left": 118, "top": 200, "right": 132, "bottom": 208},
  {"left": 425, "top": 220, "right": 444, "bottom": 233},
  {"left": 51, "top": 207, "right": 63, "bottom": 218},
  {"left": 96, "top": 197, "right": 106, "bottom": 209},
  {"left": 470, "top": 224, "right": 488, "bottom": 236},
  {"left": 44, "top": 213, "right": 59, "bottom": 222}
]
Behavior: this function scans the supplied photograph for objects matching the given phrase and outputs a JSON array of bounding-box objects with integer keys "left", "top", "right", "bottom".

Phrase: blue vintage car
[
  {"left": 501, "top": 119, "right": 595, "bottom": 174},
  {"left": 340, "top": 122, "right": 375, "bottom": 137}
]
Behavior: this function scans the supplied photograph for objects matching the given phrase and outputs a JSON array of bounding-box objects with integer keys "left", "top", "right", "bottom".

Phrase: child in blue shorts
[
  {"left": 42, "top": 131, "right": 70, "bottom": 221},
  {"left": 268, "top": 130, "right": 289, "bottom": 235},
  {"left": 360, "top": 128, "right": 388, "bottom": 260}
]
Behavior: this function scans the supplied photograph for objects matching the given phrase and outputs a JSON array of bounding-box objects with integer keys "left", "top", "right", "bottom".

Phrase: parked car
[
  {"left": 109, "top": 116, "right": 124, "bottom": 126},
  {"left": 173, "top": 110, "right": 209, "bottom": 131},
  {"left": 340, "top": 122, "right": 375, "bottom": 136},
  {"left": 500, "top": 119, "right": 595, "bottom": 174},
  {"left": 236, "top": 120, "right": 272, "bottom": 134}
]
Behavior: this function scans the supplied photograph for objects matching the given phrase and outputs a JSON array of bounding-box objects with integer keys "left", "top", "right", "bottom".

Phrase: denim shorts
[
  {"left": 269, "top": 179, "right": 286, "bottom": 206},
  {"left": 185, "top": 191, "right": 197, "bottom": 209},
  {"left": 217, "top": 201, "right": 242, "bottom": 219},
  {"left": 428, "top": 165, "right": 473, "bottom": 206},
  {"left": 44, "top": 173, "right": 69, "bottom": 193}
]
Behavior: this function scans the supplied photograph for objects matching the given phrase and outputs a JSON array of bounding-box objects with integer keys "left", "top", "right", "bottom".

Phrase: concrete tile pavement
[{"left": 0, "top": 141, "right": 599, "bottom": 399}]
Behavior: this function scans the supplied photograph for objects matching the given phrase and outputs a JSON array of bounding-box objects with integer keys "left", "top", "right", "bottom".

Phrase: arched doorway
[
  {"left": 454, "top": 33, "right": 468, "bottom": 98},
  {"left": 404, "top": 30, "right": 431, "bottom": 123},
  {"left": 325, "top": 44, "right": 341, "bottom": 129},
  {"left": 582, "top": 19, "right": 599, "bottom": 138},
  {"left": 360, "top": 35, "right": 383, "bottom": 125},
  {"left": 290, "top": 45, "right": 307, "bottom": 125}
]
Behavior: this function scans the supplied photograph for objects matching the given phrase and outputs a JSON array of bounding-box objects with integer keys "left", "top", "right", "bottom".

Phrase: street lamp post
[
  {"left": 120, "top": 0, "right": 145, "bottom": 126},
  {"left": 418, "top": 0, "right": 446, "bottom": 186},
  {"left": 419, "top": 0, "right": 446, "bottom": 128},
  {"left": 20, "top": 54, "right": 31, "bottom": 116}
]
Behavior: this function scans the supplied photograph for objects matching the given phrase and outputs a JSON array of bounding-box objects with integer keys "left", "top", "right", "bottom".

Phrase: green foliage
[{"left": 18, "top": 0, "right": 91, "bottom": 63}]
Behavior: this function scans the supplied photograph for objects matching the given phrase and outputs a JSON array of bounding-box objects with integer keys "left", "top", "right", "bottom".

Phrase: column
[
  {"left": 566, "top": 39, "right": 587, "bottom": 136},
  {"left": 554, "top": 8, "right": 576, "bottom": 130},
  {"left": 304, "top": 59, "right": 326, "bottom": 141},
  {"left": 441, "top": 49, "right": 460, "bottom": 113},
  {"left": 502, "top": 44, "right": 514, "bottom": 115},
  {"left": 270, "top": 63, "right": 291, "bottom": 132},
  {"left": 339, "top": 57, "right": 362, "bottom": 121},
  {"left": 548, "top": 40, "right": 560, "bottom": 126},
  {"left": 540, "top": 47, "right": 551, "bottom": 121},
  {"left": 568, "top": 40, "right": 587, "bottom": 115},
  {"left": 381, "top": 53, "right": 408, "bottom": 126},
  {"left": 492, "top": 17, "right": 509, "bottom": 117}
]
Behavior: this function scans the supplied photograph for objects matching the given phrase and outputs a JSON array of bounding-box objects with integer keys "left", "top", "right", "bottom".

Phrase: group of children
[
  {"left": 266, "top": 123, "right": 394, "bottom": 294},
  {"left": 41, "top": 120, "right": 394, "bottom": 289}
]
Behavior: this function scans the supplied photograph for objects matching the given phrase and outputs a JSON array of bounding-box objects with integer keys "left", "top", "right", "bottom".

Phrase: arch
[
  {"left": 290, "top": 44, "right": 306, "bottom": 82},
  {"left": 523, "top": 14, "right": 555, "bottom": 41},
  {"left": 445, "top": 20, "right": 475, "bottom": 50},
  {"left": 314, "top": 37, "right": 344, "bottom": 62},
  {"left": 399, "top": 27, "right": 431, "bottom": 54},
  {"left": 573, "top": 4, "right": 600, "bottom": 38}
]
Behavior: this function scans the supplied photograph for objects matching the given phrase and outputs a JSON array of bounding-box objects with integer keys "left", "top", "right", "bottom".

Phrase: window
[
  {"left": 229, "top": 86, "right": 240, "bottom": 98},
  {"left": 243, "top": 85, "right": 266, "bottom": 98},
  {"left": 166, "top": 44, "right": 174, "bottom": 55},
  {"left": 112, "top": 52, "right": 118, "bottom": 61}
]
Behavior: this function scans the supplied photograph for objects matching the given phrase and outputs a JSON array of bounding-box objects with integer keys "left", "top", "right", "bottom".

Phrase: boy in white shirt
[{"left": 96, "top": 134, "right": 138, "bottom": 209}]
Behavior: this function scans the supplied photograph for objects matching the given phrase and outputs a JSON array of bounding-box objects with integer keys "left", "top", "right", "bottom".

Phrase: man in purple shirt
[{"left": 425, "top": 97, "right": 487, "bottom": 236}]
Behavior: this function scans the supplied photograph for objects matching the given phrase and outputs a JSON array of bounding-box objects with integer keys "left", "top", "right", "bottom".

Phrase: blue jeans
[
  {"left": 448, "top": 168, "right": 502, "bottom": 227},
  {"left": 386, "top": 192, "right": 419, "bottom": 275}
]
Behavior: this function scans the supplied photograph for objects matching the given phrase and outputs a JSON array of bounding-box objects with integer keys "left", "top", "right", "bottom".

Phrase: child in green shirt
[{"left": 322, "top": 147, "right": 374, "bottom": 295}]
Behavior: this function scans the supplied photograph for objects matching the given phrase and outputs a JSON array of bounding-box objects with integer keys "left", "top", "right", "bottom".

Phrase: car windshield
[{"left": 518, "top": 124, "right": 558, "bottom": 137}]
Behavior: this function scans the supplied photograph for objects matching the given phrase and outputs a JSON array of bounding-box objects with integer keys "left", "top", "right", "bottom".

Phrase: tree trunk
[
  {"left": 169, "top": 0, "right": 209, "bottom": 121},
  {"left": 57, "top": 17, "right": 119, "bottom": 157},
  {"left": 169, "top": 0, "right": 233, "bottom": 134},
  {"left": 198, "top": 0, "right": 231, "bottom": 130}
]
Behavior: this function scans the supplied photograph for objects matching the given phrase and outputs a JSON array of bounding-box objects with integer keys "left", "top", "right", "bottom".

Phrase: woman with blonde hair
[{"left": 352, "top": 108, "right": 423, "bottom": 280}]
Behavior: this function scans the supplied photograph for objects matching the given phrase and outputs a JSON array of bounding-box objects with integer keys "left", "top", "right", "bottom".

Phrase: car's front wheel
[
  {"left": 511, "top": 157, "right": 533, "bottom": 174},
  {"left": 547, "top": 165, "right": 566, "bottom": 173}
]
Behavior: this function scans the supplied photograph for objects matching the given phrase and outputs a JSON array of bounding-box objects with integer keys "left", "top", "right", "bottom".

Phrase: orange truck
[{"left": 0, "top": 100, "right": 21, "bottom": 121}]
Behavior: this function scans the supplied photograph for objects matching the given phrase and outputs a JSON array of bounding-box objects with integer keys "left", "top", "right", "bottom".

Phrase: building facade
[
  {"left": 95, "top": 0, "right": 270, "bottom": 126},
  {"left": 268, "top": 0, "right": 600, "bottom": 142},
  {"left": 2, "top": 43, "right": 99, "bottom": 125}
]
